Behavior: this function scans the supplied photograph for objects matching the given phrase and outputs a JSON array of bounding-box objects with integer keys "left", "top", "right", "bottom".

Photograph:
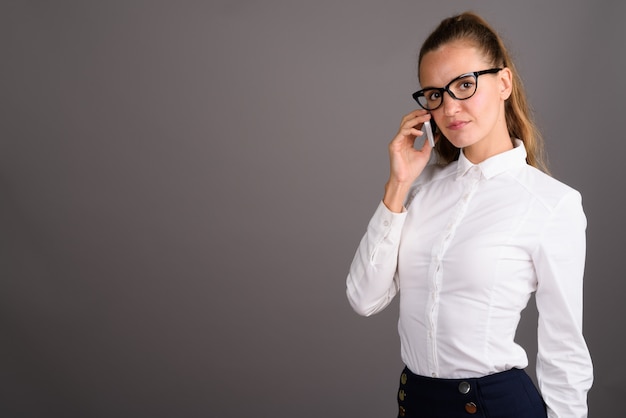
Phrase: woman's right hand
[{"left": 383, "top": 110, "right": 435, "bottom": 212}]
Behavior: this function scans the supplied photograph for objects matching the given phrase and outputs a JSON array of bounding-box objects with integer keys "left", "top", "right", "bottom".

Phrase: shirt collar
[{"left": 455, "top": 139, "right": 527, "bottom": 180}]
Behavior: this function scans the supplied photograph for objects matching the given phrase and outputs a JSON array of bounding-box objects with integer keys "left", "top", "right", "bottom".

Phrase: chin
[{"left": 444, "top": 133, "right": 480, "bottom": 150}]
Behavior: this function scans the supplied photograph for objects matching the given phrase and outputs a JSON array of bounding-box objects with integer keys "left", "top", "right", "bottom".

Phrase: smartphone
[{"left": 422, "top": 120, "right": 435, "bottom": 148}]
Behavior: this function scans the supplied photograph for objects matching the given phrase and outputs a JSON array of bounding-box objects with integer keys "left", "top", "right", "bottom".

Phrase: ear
[{"left": 498, "top": 67, "right": 513, "bottom": 100}]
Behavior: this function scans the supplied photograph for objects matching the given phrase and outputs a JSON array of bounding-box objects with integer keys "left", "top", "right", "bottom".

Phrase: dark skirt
[{"left": 397, "top": 366, "right": 547, "bottom": 418}]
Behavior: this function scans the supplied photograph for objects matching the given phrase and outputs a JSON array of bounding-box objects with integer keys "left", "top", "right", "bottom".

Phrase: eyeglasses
[{"left": 412, "top": 68, "right": 502, "bottom": 111}]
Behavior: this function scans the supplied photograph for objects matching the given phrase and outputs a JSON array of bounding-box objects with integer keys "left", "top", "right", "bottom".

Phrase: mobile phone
[{"left": 422, "top": 120, "right": 435, "bottom": 148}]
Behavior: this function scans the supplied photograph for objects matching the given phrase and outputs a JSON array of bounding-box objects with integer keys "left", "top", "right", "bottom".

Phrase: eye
[
  {"left": 453, "top": 76, "right": 476, "bottom": 92},
  {"left": 427, "top": 90, "right": 441, "bottom": 101}
]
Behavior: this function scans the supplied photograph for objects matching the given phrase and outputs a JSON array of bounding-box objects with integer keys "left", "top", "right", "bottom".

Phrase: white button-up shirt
[{"left": 347, "top": 140, "right": 593, "bottom": 417}]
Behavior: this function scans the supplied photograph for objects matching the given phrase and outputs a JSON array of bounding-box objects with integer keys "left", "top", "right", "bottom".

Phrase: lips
[{"left": 447, "top": 120, "right": 469, "bottom": 130}]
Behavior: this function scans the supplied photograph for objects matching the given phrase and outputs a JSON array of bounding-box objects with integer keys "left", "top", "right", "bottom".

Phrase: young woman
[{"left": 346, "top": 12, "right": 593, "bottom": 418}]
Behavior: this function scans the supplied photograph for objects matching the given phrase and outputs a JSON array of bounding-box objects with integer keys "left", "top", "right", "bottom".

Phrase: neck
[
  {"left": 463, "top": 136, "right": 514, "bottom": 164},
  {"left": 463, "top": 117, "right": 513, "bottom": 164}
]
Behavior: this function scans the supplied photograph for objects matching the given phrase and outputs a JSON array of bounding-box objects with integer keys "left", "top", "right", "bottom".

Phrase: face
[{"left": 419, "top": 41, "right": 512, "bottom": 160}]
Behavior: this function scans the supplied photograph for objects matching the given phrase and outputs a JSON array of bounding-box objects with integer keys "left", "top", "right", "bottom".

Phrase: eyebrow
[{"left": 420, "top": 71, "right": 475, "bottom": 90}]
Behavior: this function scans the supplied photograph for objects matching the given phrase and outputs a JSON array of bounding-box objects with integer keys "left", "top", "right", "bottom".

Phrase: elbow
[
  {"left": 345, "top": 263, "right": 396, "bottom": 317},
  {"left": 346, "top": 287, "right": 386, "bottom": 317},
  {"left": 348, "top": 299, "right": 376, "bottom": 317}
]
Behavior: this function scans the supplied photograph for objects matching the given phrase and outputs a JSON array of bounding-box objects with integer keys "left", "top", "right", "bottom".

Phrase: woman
[{"left": 346, "top": 12, "right": 593, "bottom": 418}]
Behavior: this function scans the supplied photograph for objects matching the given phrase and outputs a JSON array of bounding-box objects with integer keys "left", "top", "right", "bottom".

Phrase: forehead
[{"left": 419, "top": 41, "right": 491, "bottom": 87}]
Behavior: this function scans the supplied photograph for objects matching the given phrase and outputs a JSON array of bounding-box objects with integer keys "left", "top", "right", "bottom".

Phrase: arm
[
  {"left": 533, "top": 190, "right": 593, "bottom": 418},
  {"left": 346, "top": 110, "right": 434, "bottom": 316},
  {"left": 346, "top": 201, "right": 407, "bottom": 316}
]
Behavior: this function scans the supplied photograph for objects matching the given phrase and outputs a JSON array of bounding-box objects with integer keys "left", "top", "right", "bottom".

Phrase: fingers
[
  {"left": 400, "top": 109, "right": 430, "bottom": 123},
  {"left": 395, "top": 110, "right": 431, "bottom": 141},
  {"left": 400, "top": 110, "right": 431, "bottom": 133}
]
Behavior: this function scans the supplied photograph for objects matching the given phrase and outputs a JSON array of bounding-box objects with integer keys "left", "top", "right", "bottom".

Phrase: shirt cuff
[{"left": 368, "top": 200, "right": 408, "bottom": 241}]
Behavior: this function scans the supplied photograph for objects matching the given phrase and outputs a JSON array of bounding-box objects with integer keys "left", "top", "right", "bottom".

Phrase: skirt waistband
[
  {"left": 400, "top": 366, "right": 526, "bottom": 391},
  {"left": 397, "top": 366, "right": 546, "bottom": 417}
]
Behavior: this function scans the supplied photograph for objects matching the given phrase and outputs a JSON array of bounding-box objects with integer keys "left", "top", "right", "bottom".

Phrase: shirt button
[
  {"left": 431, "top": 372, "right": 437, "bottom": 378},
  {"left": 458, "top": 381, "right": 471, "bottom": 394},
  {"left": 383, "top": 220, "right": 390, "bottom": 227}
]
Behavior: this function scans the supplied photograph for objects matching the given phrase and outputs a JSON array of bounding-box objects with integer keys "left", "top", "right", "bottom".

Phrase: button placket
[{"left": 426, "top": 168, "right": 481, "bottom": 377}]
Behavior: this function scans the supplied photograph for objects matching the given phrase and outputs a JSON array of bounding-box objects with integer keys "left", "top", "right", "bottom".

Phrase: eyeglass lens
[{"left": 417, "top": 74, "right": 477, "bottom": 110}]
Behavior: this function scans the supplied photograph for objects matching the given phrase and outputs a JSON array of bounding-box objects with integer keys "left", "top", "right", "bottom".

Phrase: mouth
[{"left": 447, "top": 120, "right": 469, "bottom": 130}]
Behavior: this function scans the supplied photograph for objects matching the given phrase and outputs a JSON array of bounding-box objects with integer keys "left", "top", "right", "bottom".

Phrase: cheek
[
  {"left": 466, "top": 91, "right": 491, "bottom": 115},
  {"left": 466, "top": 90, "right": 500, "bottom": 125}
]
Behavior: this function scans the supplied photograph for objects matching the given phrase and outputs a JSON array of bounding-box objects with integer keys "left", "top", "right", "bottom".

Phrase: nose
[{"left": 441, "top": 90, "right": 461, "bottom": 116}]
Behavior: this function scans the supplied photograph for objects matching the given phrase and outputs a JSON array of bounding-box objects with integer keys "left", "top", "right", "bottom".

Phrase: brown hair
[{"left": 418, "top": 12, "right": 549, "bottom": 173}]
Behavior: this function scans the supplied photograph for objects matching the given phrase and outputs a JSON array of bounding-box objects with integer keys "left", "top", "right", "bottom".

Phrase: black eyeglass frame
[{"left": 412, "top": 68, "right": 503, "bottom": 111}]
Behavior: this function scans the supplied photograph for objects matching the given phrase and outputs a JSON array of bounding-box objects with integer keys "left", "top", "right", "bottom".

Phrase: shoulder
[
  {"left": 405, "top": 161, "right": 457, "bottom": 207},
  {"left": 512, "top": 165, "right": 583, "bottom": 213},
  {"left": 417, "top": 161, "right": 457, "bottom": 184}
]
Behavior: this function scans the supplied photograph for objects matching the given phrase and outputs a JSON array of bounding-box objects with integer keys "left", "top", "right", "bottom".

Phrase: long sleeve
[
  {"left": 533, "top": 190, "right": 593, "bottom": 417},
  {"left": 346, "top": 201, "right": 407, "bottom": 316}
]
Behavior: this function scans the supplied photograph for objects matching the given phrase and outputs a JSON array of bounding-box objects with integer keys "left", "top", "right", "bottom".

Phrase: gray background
[{"left": 1, "top": 1, "right": 624, "bottom": 417}]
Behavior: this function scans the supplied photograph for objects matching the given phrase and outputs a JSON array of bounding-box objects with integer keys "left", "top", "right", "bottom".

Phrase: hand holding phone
[{"left": 422, "top": 120, "right": 435, "bottom": 148}]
